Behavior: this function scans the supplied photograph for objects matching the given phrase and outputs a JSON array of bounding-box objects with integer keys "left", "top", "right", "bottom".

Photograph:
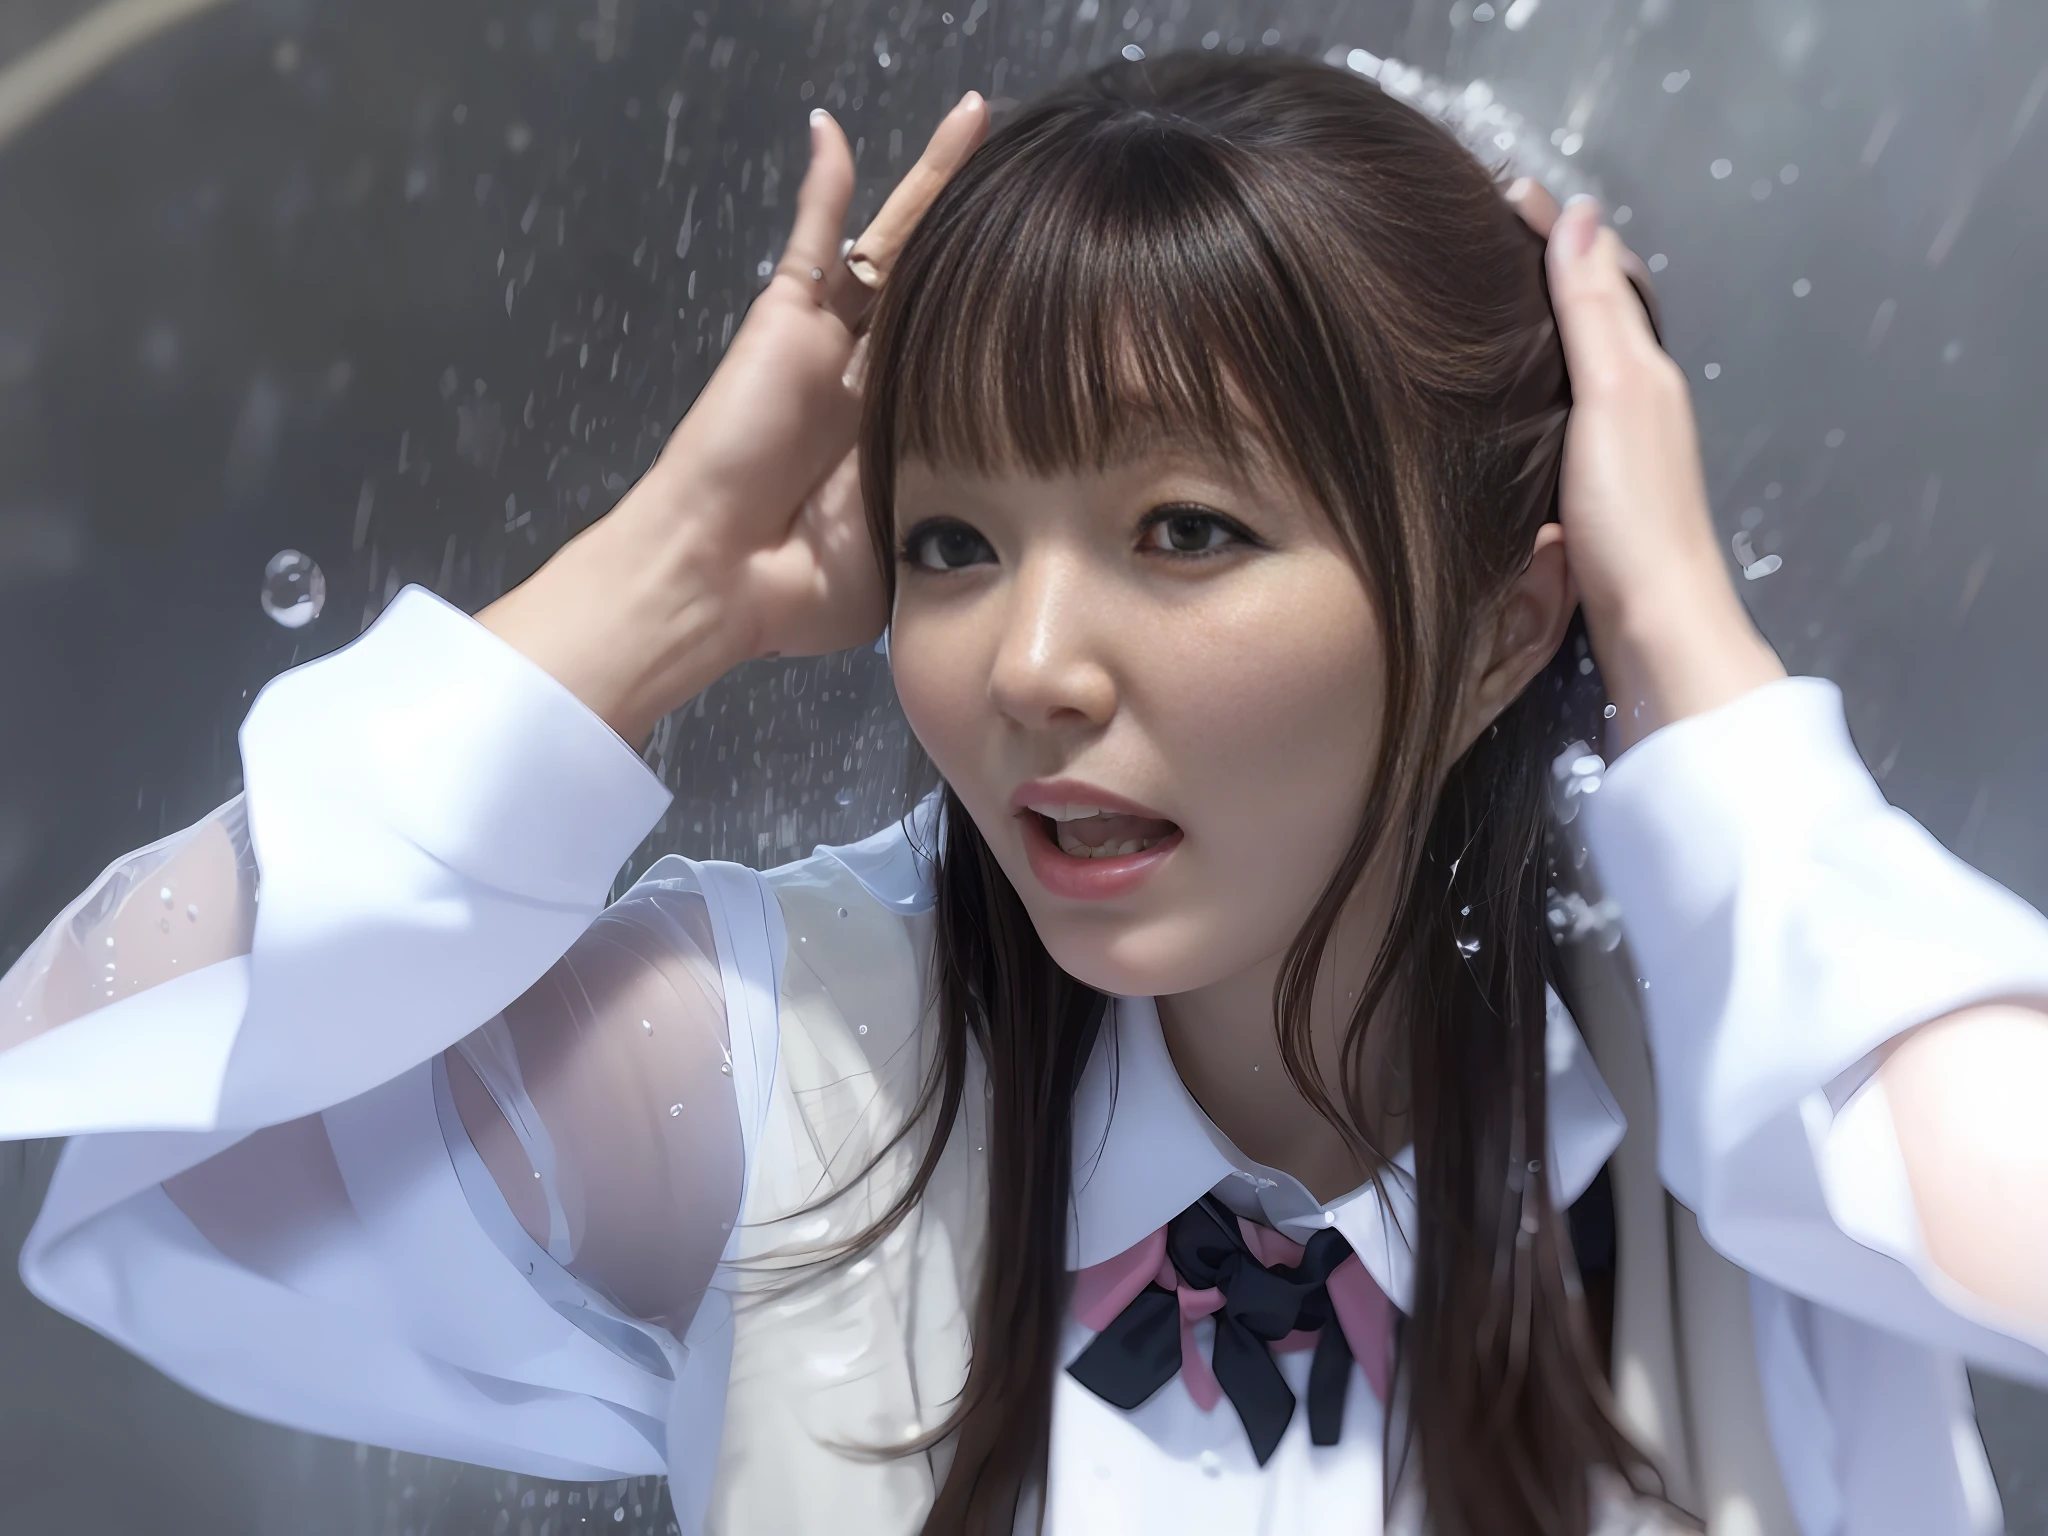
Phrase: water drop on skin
[
  {"left": 159, "top": 887, "right": 173, "bottom": 906},
  {"left": 260, "top": 549, "right": 327, "bottom": 628},
  {"left": 836, "top": 907, "right": 847, "bottom": 918},
  {"left": 669, "top": 1104, "right": 683, "bottom": 1116},
  {"left": 187, "top": 904, "right": 199, "bottom": 922}
]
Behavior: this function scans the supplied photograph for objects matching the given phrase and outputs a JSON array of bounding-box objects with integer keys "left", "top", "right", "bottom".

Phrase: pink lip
[{"left": 1011, "top": 778, "right": 1182, "bottom": 902}]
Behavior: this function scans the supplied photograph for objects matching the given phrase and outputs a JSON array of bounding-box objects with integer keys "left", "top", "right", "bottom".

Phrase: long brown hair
[{"left": 854, "top": 51, "right": 1660, "bottom": 1533}]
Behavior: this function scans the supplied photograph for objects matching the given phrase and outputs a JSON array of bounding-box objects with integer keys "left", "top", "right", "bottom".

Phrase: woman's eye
[
  {"left": 902, "top": 520, "right": 996, "bottom": 572},
  {"left": 1142, "top": 507, "right": 1245, "bottom": 557}
]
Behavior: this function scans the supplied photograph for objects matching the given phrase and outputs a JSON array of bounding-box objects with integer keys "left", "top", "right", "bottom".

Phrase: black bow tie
[{"left": 1065, "top": 1195, "right": 1359, "bottom": 1466}]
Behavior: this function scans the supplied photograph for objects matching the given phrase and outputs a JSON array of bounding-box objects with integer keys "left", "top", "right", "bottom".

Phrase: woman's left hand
[{"left": 1505, "top": 179, "right": 1784, "bottom": 750}]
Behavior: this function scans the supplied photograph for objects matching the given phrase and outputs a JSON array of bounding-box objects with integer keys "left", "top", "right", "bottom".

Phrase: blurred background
[{"left": 0, "top": 0, "right": 2044, "bottom": 1530}]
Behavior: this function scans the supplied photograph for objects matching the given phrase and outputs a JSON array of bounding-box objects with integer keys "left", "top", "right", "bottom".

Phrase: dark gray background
[{"left": 0, "top": 0, "right": 2044, "bottom": 1530}]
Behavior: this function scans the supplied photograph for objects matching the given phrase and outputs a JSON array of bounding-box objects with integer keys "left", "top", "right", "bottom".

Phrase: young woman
[{"left": 4, "top": 53, "right": 2046, "bottom": 1536}]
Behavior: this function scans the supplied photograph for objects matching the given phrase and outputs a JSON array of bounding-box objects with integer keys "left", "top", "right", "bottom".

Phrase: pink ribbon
[{"left": 1071, "top": 1215, "right": 1394, "bottom": 1413}]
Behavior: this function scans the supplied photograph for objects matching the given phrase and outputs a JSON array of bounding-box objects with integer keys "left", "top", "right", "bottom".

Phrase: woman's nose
[{"left": 986, "top": 554, "right": 1118, "bottom": 730}]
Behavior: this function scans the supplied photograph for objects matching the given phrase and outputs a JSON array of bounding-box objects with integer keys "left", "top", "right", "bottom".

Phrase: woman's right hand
[{"left": 481, "top": 94, "right": 989, "bottom": 745}]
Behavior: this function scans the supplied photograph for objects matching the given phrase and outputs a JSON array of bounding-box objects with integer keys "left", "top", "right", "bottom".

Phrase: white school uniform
[{"left": 3, "top": 585, "right": 2046, "bottom": 1535}]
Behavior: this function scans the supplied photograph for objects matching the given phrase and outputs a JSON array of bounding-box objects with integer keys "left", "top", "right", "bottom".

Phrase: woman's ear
[{"left": 1452, "top": 522, "right": 1576, "bottom": 755}]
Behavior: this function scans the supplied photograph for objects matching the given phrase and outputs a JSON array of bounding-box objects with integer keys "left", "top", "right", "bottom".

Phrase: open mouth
[{"left": 1029, "top": 805, "right": 1181, "bottom": 860}]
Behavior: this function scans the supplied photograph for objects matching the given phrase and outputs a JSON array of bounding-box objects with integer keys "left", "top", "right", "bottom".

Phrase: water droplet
[
  {"left": 641, "top": 1018, "right": 653, "bottom": 1034},
  {"left": 105, "top": 936, "right": 115, "bottom": 947},
  {"left": 836, "top": 906, "right": 848, "bottom": 918},
  {"left": 1709, "top": 157, "right": 1733, "bottom": 179},
  {"left": 1456, "top": 935, "right": 1482, "bottom": 956},
  {"left": 857, "top": 1024, "right": 869, "bottom": 1035},
  {"left": 1792, "top": 277, "right": 1812, "bottom": 297},
  {"left": 1199, "top": 1449, "right": 1223, "bottom": 1477},
  {"left": 159, "top": 887, "right": 173, "bottom": 905},
  {"left": 1603, "top": 703, "right": 1618, "bottom": 719},
  {"left": 719, "top": 1061, "right": 732, "bottom": 1074},
  {"left": 669, "top": 1103, "right": 683, "bottom": 1116},
  {"left": 1648, "top": 253, "right": 1669, "bottom": 273},
  {"left": 159, "top": 917, "right": 170, "bottom": 932},
  {"left": 187, "top": 904, "right": 199, "bottom": 921},
  {"left": 1703, "top": 362, "right": 1721, "bottom": 380},
  {"left": 261, "top": 549, "right": 326, "bottom": 628},
  {"left": 834, "top": 786, "right": 854, "bottom": 807}
]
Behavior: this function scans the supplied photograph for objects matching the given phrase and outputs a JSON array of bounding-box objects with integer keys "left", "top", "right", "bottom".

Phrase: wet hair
[{"left": 854, "top": 50, "right": 1662, "bottom": 1534}]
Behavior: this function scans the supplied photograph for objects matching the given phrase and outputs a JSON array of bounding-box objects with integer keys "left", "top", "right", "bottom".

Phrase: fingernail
[
  {"left": 1505, "top": 176, "right": 1532, "bottom": 202},
  {"left": 845, "top": 252, "right": 882, "bottom": 289},
  {"left": 809, "top": 108, "right": 828, "bottom": 129}
]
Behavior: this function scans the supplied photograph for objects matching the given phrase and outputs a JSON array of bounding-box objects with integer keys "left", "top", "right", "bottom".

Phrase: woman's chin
[{"left": 1024, "top": 907, "right": 1247, "bottom": 1002}]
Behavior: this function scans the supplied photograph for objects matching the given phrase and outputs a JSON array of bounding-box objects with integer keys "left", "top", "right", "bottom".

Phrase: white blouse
[{"left": 3, "top": 584, "right": 2047, "bottom": 1536}]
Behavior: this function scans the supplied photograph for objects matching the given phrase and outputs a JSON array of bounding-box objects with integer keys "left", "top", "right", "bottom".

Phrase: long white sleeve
[
  {"left": 0, "top": 586, "right": 769, "bottom": 1493},
  {"left": 1584, "top": 676, "right": 2048, "bottom": 1382}
]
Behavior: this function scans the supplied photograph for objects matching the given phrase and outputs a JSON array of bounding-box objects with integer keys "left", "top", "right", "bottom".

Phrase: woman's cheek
[
  {"left": 887, "top": 614, "right": 983, "bottom": 785},
  {"left": 1157, "top": 576, "right": 1384, "bottom": 909}
]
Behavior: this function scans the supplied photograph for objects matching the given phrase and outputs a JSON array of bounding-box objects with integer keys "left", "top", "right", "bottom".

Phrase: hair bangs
[{"left": 876, "top": 117, "right": 1306, "bottom": 483}]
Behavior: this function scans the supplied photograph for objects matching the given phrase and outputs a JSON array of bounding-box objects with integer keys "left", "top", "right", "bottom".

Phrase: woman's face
[{"left": 887, "top": 447, "right": 1386, "bottom": 999}]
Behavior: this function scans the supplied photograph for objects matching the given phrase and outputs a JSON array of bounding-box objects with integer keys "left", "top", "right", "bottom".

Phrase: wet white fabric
[
  {"left": 2, "top": 586, "right": 2046, "bottom": 1536},
  {"left": 1581, "top": 677, "right": 2048, "bottom": 1533}
]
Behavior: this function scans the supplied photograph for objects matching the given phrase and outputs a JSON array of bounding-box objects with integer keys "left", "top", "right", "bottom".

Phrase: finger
[
  {"left": 1615, "top": 244, "right": 1664, "bottom": 345},
  {"left": 1504, "top": 176, "right": 1560, "bottom": 240},
  {"left": 778, "top": 110, "right": 857, "bottom": 299},
  {"left": 846, "top": 91, "right": 990, "bottom": 284},
  {"left": 1545, "top": 200, "right": 1665, "bottom": 391}
]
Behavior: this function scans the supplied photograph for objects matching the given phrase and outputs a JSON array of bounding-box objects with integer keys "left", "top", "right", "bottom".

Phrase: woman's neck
[{"left": 1153, "top": 884, "right": 1406, "bottom": 1206}]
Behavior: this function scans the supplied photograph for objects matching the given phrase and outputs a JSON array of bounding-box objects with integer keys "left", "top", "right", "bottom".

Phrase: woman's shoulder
[
  {"left": 762, "top": 804, "right": 939, "bottom": 1050},
  {"left": 770, "top": 794, "right": 942, "bottom": 917}
]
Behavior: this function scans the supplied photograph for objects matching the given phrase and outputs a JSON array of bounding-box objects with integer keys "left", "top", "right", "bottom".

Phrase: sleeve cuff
[
  {"left": 243, "top": 585, "right": 672, "bottom": 910},
  {"left": 1582, "top": 675, "right": 2048, "bottom": 1210}
]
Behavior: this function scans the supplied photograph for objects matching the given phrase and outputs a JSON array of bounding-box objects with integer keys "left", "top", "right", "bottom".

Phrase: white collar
[
  {"left": 815, "top": 809, "right": 1628, "bottom": 1311},
  {"left": 1067, "top": 991, "right": 1627, "bottom": 1312}
]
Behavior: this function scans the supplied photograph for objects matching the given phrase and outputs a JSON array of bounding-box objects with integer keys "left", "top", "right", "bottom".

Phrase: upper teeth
[{"left": 1029, "top": 803, "right": 1116, "bottom": 823}]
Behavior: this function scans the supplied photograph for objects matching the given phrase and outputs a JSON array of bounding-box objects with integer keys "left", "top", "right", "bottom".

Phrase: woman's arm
[
  {"left": 479, "top": 98, "right": 988, "bottom": 745},
  {"left": 2, "top": 96, "right": 987, "bottom": 1480},
  {"left": 1517, "top": 183, "right": 2048, "bottom": 1345},
  {"left": 1882, "top": 1006, "right": 2048, "bottom": 1334}
]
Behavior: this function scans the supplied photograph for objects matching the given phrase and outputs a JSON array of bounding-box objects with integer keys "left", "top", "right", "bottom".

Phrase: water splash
[{"left": 260, "top": 549, "right": 326, "bottom": 629}]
